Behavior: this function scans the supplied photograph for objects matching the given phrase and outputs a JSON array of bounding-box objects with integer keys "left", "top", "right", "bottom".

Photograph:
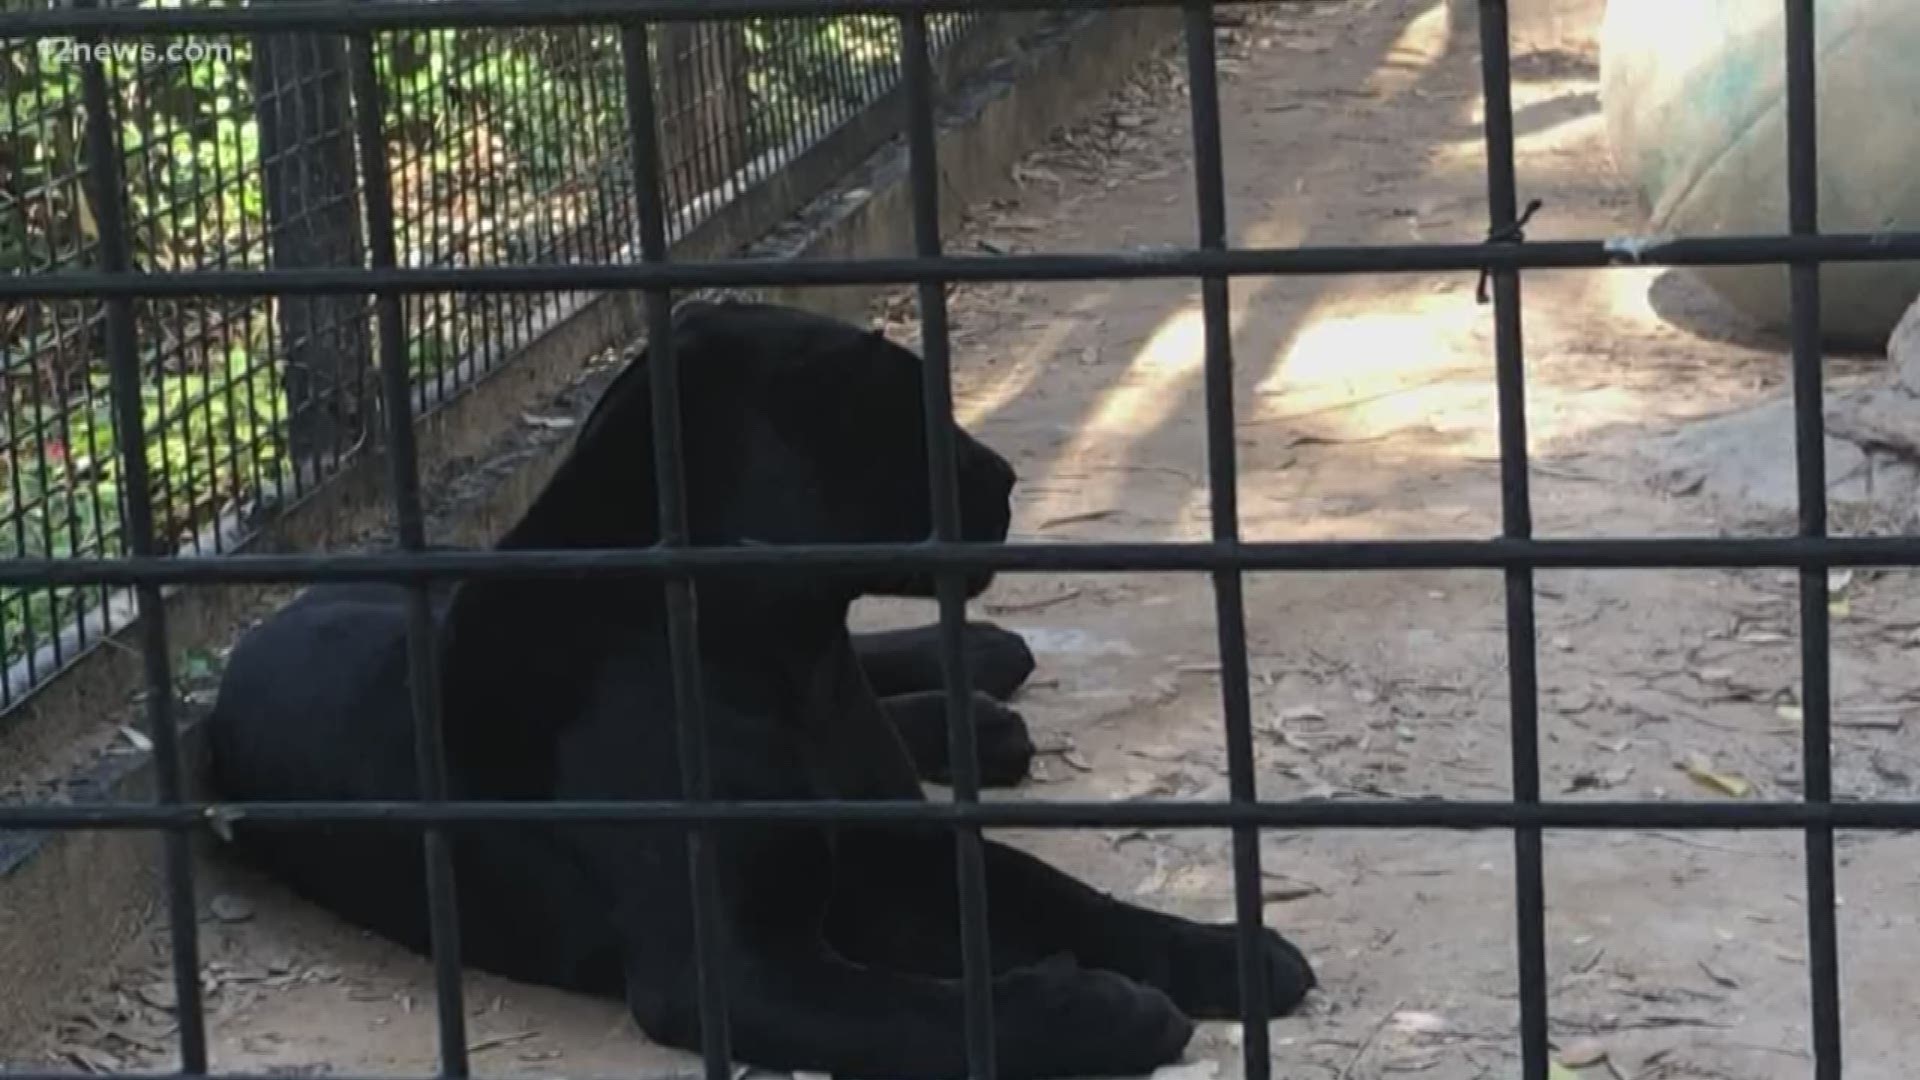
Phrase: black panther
[{"left": 207, "top": 300, "right": 1315, "bottom": 1079}]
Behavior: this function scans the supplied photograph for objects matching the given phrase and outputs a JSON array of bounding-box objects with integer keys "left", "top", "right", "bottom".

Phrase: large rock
[
  {"left": 1601, "top": 0, "right": 1920, "bottom": 349},
  {"left": 1643, "top": 297, "right": 1920, "bottom": 529},
  {"left": 1890, "top": 292, "right": 1920, "bottom": 395}
]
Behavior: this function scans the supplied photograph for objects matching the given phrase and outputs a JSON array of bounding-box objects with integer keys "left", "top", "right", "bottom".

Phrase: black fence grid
[{"left": 0, "top": 2, "right": 1911, "bottom": 1080}]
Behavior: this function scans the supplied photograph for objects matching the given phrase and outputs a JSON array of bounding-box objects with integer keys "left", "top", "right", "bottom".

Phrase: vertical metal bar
[
  {"left": 198, "top": 50, "right": 251, "bottom": 538},
  {"left": 620, "top": 25, "right": 734, "bottom": 1080},
  {"left": 1471, "top": 4, "right": 1549, "bottom": 1080},
  {"left": 1180, "top": 8, "right": 1271, "bottom": 1079},
  {"left": 77, "top": 34, "right": 209, "bottom": 1076},
  {"left": 129, "top": 55, "right": 191, "bottom": 556},
  {"left": 4, "top": 375, "right": 45, "bottom": 682},
  {"left": 346, "top": 32, "right": 472, "bottom": 1079},
  {"left": 902, "top": 14, "right": 996, "bottom": 1080},
  {"left": 1782, "top": 2, "right": 1842, "bottom": 1076},
  {"left": 18, "top": 303, "right": 62, "bottom": 667}
]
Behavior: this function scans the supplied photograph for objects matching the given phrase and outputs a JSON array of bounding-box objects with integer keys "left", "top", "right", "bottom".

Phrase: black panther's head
[{"left": 515, "top": 299, "right": 1016, "bottom": 602}]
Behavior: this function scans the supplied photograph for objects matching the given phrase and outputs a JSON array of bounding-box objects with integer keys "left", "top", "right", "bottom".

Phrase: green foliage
[{"left": 1, "top": 335, "right": 288, "bottom": 666}]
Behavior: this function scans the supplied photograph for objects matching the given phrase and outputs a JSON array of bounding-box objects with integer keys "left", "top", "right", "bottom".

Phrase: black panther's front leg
[
  {"left": 824, "top": 829, "right": 1317, "bottom": 1022},
  {"left": 607, "top": 764, "right": 1193, "bottom": 1080},
  {"left": 853, "top": 622, "right": 1036, "bottom": 701}
]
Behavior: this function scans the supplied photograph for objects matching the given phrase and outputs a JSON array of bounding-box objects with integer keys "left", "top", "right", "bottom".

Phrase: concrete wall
[{"left": 0, "top": 5, "right": 1181, "bottom": 1049}]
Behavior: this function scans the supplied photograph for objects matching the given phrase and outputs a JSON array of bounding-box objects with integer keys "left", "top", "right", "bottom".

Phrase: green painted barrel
[{"left": 1600, "top": 0, "right": 1920, "bottom": 349}]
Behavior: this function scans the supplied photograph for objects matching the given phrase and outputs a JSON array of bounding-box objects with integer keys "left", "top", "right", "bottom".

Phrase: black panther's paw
[
  {"left": 995, "top": 957, "right": 1194, "bottom": 1080},
  {"left": 963, "top": 621, "right": 1036, "bottom": 701},
  {"left": 924, "top": 695, "right": 1034, "bottom": 789},
  {"left": 886, "top": 690, "right": 1036, "bottom": 789},
  {"left": 1161, "top": 923, "right": 1317, "bottom": 1020}
]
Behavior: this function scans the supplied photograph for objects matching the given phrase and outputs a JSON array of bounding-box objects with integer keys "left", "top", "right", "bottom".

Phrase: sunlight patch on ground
[
  {"left": 1364, "top": 0, "right": 1452, "bottom": 99},
  {"left": 1246, "top": 274, "right": 1697, "bottom": 457},
  {"left": 954, "top": 290, "right": 1113, "bottom": 428}
]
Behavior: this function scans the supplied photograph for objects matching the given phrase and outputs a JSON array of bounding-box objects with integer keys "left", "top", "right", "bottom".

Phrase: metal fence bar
[
  {"left": 619, "top": 23, "right": 735, "bottom": 1080},
  {"left": 14, "top": 797, "right": 1920, "bottom": 833},
  {"left": 76, "top": 25, "right": 210, "bottom": 1076},
  {"left": 1469, "top": 3, "right": 1548, "bottom": 1079},
  {"left": 17, "top": 227, "right": 1920, "bottom": 301},
  {"left": 1781, "top": 1, "right": 1842, "bottom": 1076},
  {"left": 346, "top": 31, "right": 473, "bottom": 1078},
  {"left": 14, "top": 534, "right": 1920, "bottom": 590},
  {"left": 1178, "top": 6, "right": 1271, "bottom": 1078},
  {"left": 2, "top": 0, "right": 1322, "bottom": 34},
  {"left": 900, "top": 12, "right": 998, "bottom": 1077}
]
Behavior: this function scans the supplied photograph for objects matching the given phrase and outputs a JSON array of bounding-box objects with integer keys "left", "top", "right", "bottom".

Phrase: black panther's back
[
  {"left": 206, "top": 583, "right": 625, "bottom": 996},
  {"left": 207, "top": 584, "right": 437, "bottom": 947}
]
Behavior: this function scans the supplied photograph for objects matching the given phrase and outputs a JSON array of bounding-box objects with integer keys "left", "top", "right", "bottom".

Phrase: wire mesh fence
[
  {"left": 0, "top": 1, "right": 1903, "bottom": 1080},
  {"left": 0, "top": 0, "right": 979, "bottom": 710}
]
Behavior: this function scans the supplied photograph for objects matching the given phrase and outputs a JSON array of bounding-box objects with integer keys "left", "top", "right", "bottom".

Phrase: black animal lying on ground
[{"left": 207, "top": 300, "right": 1315, "bottom": 1079}]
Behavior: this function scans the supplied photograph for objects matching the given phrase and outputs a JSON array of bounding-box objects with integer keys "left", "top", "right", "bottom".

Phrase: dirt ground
[{"left": 21, "top": 1, "right": 1920, "bottom": 1078}]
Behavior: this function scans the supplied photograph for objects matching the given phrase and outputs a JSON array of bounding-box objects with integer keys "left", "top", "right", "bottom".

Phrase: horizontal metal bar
[
  {"left": 0, "top": 1075, "right": 712, "bottom": 1080},
  {"left": 3, "top": 535, "right": 1920, "bottom": 589},
  {"left": 5, "top": 232, "right": 1920, "bottom": 301},
  {"left": 0, "top": 0, "right": 1334, "bottom": 35},
  {"left": 6, "top": 798, "right": 1920, "bottom": 831}
]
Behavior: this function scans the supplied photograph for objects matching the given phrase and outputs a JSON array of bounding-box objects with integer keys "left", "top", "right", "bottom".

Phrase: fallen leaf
[
  {"left": 1037, "top": 508, "right": 1119, "bottom": 530},
  {"left": 1547, "top": 1065, "right": 1582, "bottom": 1080},
  {"left": 1261, "top": 881, "right": 1320, "bottom": 902},
  {"left": 1698, "top": 959, "right": 1739, "bottom": 988},
  {"left": 133, "top": 981, "right": 177, "bottom": 1011},
  {"left": 1390, "top": 1009, "right": 1448, "bottom": 1034},
  {"left": 209, "top": 894, "right": 256, "bottom": 924},
  {"left": 467, "top": 1031, "right": 539, "bottom": 1054},
  {"left": 984, "top": 588, "right": 1082, "bottom": 615},
  {"left": 1557, "top": 1038, "right": 1608, "bottom": 1068},
  {"left": 54, "top": 1043, "right": 125, "bottom": 1074},
  {"left": 1679, "top": 757, "right": 1752, "bottom": 798},
  {"left": 1011, "top": 163, "right": 1064, "bottom": 189}
]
